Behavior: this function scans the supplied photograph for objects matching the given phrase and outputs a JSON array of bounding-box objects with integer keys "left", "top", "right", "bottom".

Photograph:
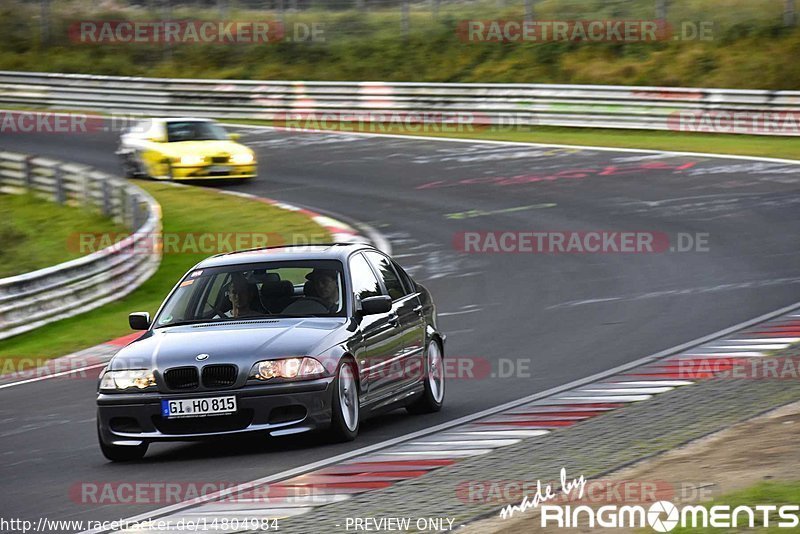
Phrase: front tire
[
  {"left": 119, "top": 150, "right": 140, "bottom": 179},
  {"left": 329, "top": 360, "right": 360, "bottom": 442},
  {"left": 98, "top": 420, "right": 148, "bottom": 462},
  {"left": 407, "top": 339, "right": 445, "bottom": 414}
]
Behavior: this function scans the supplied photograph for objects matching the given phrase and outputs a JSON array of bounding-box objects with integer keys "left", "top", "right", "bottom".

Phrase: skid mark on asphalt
[
  {"left": 608, "top": 192, "right": 800, "bottom": 219},
  {"left": 409, "top": 145, "right": 590, "bottom": 165},
  {"left": 382, "top": 231, "right": 484, "bottom": 282},
  {"left": 548, "top": 276, "right": 800, "bottom": 309}
]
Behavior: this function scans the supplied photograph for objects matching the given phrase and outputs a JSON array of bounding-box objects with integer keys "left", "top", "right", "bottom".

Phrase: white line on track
[
  {"left": 0, "top": 363, "right": 107, "bottom": 391},
  {"left": 220, "top": 121, "right": 800, "bottom": 167}
]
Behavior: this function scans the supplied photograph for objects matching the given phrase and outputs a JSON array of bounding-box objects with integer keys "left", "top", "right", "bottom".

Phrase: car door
[
  {"left": 348, "top": 252, "right": 406, "bottom": 405},
  {"left": 363, "top": 251, "right": 426, "bottom": 395}
]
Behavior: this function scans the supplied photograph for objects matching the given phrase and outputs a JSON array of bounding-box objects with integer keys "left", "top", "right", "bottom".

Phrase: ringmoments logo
[{"left": 500, "top": 468, "right": 800, "bottom": 531}]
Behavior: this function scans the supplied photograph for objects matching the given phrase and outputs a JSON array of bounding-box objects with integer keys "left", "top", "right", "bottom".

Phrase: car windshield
[
  {"left": 166, "top": 121, "right": 229, "bottom": 142},
  {"left": 153, "top": 260, "right": 346, "bottom": 328}
]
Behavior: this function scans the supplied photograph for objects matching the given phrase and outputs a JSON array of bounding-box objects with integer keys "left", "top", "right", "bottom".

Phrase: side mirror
[
  {"left": 229, "top": 133, "right": 241, "bottom": 141},
  {"left": 360, "top": 295, "right": 392, "bottom": 316},
  {"left": 129, "top": 312, "right": 151, "bottom": 331},
  {"left": 148, "top": 136, "right": 165, "bottom": 143}
]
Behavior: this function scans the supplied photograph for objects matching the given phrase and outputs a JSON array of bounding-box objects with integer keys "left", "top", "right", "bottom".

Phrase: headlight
[
  {"left": 231, "top": 152, "right": 254, "bottom": 165},
  {"left": 100, "top": 369, "right": 157, "bottom": 391},
  {"left": 250, "top": 357, "right": 325, "bottom": 381},
  {"left": 180, "top": 154, "right": 205, "bottom": 165}
]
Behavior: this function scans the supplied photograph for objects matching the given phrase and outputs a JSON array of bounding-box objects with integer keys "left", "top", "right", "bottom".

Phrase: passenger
[{"left": 306, "top": 269, "right": 340, "bottom": 312}]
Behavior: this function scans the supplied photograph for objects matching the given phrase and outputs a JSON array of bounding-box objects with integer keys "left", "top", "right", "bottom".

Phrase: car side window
[
  {"left": 393, "top": 260, "right": 416, "bottom": 295},
  {"left": 364, "top": 251, "right": 407, "bottom": 301},
  {"left": 349, "top": 253, "right": 382, "bottom": 300}
]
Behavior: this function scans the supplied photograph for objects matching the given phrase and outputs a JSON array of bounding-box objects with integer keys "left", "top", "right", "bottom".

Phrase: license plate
[
  {"left": 161, "top": 396, "right": 237, "bottom": 418},
  {"left": 207, "top": 165, "right": 231, "bottom": 174}
]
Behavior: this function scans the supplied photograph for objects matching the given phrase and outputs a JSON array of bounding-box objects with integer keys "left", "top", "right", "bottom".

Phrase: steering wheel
[{"left": 203, "top": 300, "right": 230, "bottom": 319}]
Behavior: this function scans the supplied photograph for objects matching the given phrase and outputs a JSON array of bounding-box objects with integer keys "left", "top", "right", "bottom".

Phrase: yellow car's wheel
[{"left": 119, "top": 150, "right": 147, "bottom": 179}]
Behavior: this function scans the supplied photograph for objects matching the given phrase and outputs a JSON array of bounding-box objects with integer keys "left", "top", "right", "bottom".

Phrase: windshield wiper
[{"left": 154, "top": 319, "right": 221, "bottom": 329}]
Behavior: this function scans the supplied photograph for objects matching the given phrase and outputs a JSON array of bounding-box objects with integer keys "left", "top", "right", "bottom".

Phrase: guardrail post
[
  {"left": 101, "top": 179, "right": 111, "bottom": 217},
  {"left": 401, "top": 0, "right": 409, "bottom": 38},
  {"left": 83, "top": 173, "right": 94, "bottom": 210},
  {"left": 40, "top": 0, "right": 51, "bottom": 46},
  {"left": 129, "top": 192, "right": 140, "bottom": 230},
  {"left": 24, "top": 156, "right": 35, "bottom": 192},
  {"left": 54, "top": 166, "right": 66, "bottom": 205},
  {"left": 655, "top": 0, "right": 668, "bottom": 20},
  {"left": 785, "top": 0, "right": 796, "bottom": 26},
  {"left": 524, "top": 0, "right": 534, "bottom": 22},
  {"left": 117, "top": 183, "right": 127, "bottom": 226},
  {"left": 132, "top": 195, "right": 141, "bottom": 231}
]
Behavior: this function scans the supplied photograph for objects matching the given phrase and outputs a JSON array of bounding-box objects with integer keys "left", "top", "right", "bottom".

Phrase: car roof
[{"left": 194, "top": 243, "right": 378, "bottom": 268}]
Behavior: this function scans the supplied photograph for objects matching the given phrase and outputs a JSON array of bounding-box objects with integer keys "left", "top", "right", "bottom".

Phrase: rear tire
[
  {"left": 329, "top": 360, "right": 359, "bottom": 442},
  {"left": 407, "top": 339, "right": 445, "bottom": 414},
  {"left": 98, "top": 420, "right": 148, "bottom": 462}
]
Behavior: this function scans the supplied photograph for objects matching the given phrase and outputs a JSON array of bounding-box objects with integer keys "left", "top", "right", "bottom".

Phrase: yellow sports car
[{"left": 116, "top": 118, "right": 257, "bottom": 180}]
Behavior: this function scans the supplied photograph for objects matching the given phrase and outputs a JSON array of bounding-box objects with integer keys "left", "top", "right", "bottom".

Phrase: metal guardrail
[
  {"left": 1, "top": 70, "right": 799, "bottom": 135},
  {"left": 0, "top": 151, "right": 162, "bottom": 341}
]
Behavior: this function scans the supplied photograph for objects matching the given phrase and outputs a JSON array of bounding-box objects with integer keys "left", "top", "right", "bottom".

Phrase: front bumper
[
  {"left": 97, "top": 377, "right": 334, "bottom": 445},
  {"left": 170, "top": 163, "right": 257, "bottom": 180}
]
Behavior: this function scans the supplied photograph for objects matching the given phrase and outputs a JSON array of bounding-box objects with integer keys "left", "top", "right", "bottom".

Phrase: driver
[
  {"left": 306, "top": 269, "right": 340, "bottom": 312},
  {"left": 226, "top": 273, "right": 260, "bottom": 318}
]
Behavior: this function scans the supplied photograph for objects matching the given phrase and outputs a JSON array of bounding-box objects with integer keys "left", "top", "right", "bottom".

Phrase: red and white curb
[
  {"left": 84, "top": 306, "right": 800, "bottom": 533},
  {"left": 218, "top": 190, "right": 368, "bottom": 246},
  {"left": 0, "top": 332, "right": 140, "bottom": 390}
]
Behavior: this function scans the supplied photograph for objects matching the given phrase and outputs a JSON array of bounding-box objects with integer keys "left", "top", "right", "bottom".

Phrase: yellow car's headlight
[
  {"left": 180, "top": 155, "right": 205, "bottom": 165},
  {"left": 231, "top": 152, "right": 254, "bottom": 165}
]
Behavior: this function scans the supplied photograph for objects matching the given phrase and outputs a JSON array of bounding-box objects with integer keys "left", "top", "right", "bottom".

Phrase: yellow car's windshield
[{"left": 166, "top": 121, "right": 229, "bottom": 142}]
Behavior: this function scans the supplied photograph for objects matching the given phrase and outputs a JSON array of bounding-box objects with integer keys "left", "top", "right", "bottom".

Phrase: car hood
[
  {"left": 110, "top": 318, "right": 346, "bottom": 371},
  {"left": 160, "top": 140, "right": 252, "bottom": 157}
]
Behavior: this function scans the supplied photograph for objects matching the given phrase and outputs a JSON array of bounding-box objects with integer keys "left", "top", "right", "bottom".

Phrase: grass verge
[
  {"left": 0, "top": 193, "right": 127, "bottom": 278},
  {"left": 0, "top": 181, "right": 329, "bottom": 361}
]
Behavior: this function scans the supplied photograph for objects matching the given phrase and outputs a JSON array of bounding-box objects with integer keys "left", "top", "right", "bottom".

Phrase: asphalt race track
[{"left": 2, "top": 125, "right": 800, "bottom": 530}]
